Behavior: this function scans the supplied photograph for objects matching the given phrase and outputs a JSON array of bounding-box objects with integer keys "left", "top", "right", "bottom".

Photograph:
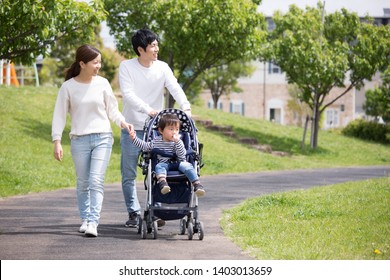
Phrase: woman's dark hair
[
  {"left": 65, "top": 44, "right": 101, "bottom": 81},
  {"left": 131, "top": 29, "right": 159, "bottom": 56},
  {"left": 158, "top": 114, "right": 180, "bottom": 131}
]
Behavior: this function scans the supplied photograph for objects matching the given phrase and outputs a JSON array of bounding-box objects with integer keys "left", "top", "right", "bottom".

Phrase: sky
[
  {"left": 100, "top": 0, "right": 390, "bottom": 49},
  {"left": 259, "top": 0, "right": 389, "bottom": 16}
]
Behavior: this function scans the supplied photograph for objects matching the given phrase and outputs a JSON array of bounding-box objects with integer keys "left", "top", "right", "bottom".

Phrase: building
[{"left": 200, "top": 1, "right": 389, "bottom": 129}]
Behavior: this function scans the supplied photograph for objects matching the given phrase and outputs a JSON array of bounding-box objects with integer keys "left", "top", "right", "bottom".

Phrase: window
[
  {"left": 268, "top": 62, "right": 282, "bottom": 74},
  {"left": 229, "top": 100, "right": 244, "bottom": 115},
  {"left": 325, "top": 109, "right": 339, "bottom": 128},
  {"left": 208, "top": 99, "right": 223, "bottom": 110},
  {"left": 266, "top": 18, "right": 276, "bottom": 31}
]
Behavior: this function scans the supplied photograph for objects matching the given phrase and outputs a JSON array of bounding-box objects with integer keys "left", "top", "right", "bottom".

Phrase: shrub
[{"left": 342, "top": 119, "right": 389, "bottom": 144}]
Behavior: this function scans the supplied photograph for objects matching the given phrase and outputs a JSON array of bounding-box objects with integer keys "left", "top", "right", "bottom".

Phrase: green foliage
[
  {"left": 103, "top": 0, "right": 266, "bottom": 96},
  {"left": 0, "top": 0, "right": 107, "bottom": 65},
  {"left": 265, "top": 2, "right": 390, "bottom": 148},
  {"left": 342, "top": 119, "right": 390, "bottom": 144},
  {"left": 286, "top": 84, "right": 312, "bottom": 127},
  {"left": 39, "top": 25, "right": 122, "bottom": 88},
  {"left": 201, "top": 60, "right": 256, "bottom": 108},
  {"left": 39, "top": 57, "right": 63, "bottom": 87},
  {"left": 221, "top": 177, "right": 390, "bottom": 259},
  {"left": 363, "top": 67, "right": 390, "bottom": 122}
]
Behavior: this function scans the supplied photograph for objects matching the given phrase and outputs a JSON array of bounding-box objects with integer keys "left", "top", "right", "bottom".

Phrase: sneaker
[
  {"left": 125, "top": 211, "right": 139, "bottom": 228},
  {"left": 79, "top": 219, "right": 88, "bottom": 233},
  {"left": 159, "top": 180, "right": 171, "bottom": 195},
  {"left": 85, "top": 222, "right": 98, "bottom": 237},
  {"left": 193, "top": 183, "right": 206, "bottom": 197}
]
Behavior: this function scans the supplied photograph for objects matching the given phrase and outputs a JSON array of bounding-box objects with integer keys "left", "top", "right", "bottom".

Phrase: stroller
[{"left": 137, "top": 108, "right": 204, "bottom": 240}]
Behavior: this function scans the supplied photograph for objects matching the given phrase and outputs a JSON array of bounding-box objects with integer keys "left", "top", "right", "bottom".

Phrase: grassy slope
[
  {"left": 1, "top": 85, "right": 390, "bottom": 197},
  {"left": 221, "top": 177, "right": 390, "bottom": 260}
]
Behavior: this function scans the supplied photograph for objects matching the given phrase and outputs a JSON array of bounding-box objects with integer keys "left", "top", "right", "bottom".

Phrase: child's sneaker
[
  {"left": 193, "top": 183, "right": 206, "bottom": 197},
  {"left": 79, "top": 219, "right": 88, "bottom": 233},
  {"left": 159, "top": 180, "right": 171, "bottom": 194}
]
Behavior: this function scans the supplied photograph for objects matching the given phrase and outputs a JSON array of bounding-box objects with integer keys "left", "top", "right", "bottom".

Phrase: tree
[
  {"left": 103, "top": 0, "right": 266, "bottom": 106},
  {"left": 265, "top": 2, "right": 390, "bottom": 149},
  {"left": 202, "top": 60, "right": 256, "bottom": 109},
  {"left": 286, "top": 84, "right": 312, "bottom": 127},
  {"left": 0, "top": 0, "right": 106, "bottom": 65},
  {"left": 364, "top": 67, "right": 390, "bottom": 123},
  {"left": 45, "top": 25, "right": 121, "bottom": 86}
]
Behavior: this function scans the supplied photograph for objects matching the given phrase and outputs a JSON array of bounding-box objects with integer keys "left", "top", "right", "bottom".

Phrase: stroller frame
[{"left": 138, "top": 109, "right": 204, "bottom": 240}]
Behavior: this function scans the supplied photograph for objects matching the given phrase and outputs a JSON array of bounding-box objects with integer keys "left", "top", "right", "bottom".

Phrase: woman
[{"left": 52, "top": 45, "right": 133, "bottom": 237}]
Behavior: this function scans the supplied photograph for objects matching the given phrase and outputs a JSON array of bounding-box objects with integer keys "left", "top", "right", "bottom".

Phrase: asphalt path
[{"left": 0, "top": 166, "right": 389, "bottom": 260}]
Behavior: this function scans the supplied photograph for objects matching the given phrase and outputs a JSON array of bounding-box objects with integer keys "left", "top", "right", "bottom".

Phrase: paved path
[{"left": 0, "top": 166, "right": 389, "bottom": 260}]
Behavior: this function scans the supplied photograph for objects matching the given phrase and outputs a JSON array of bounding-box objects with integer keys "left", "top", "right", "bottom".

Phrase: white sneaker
[
  {"left": 79, "top": 220, "right": 88, "bottom": 233},
  {"left": 85, "top": 222, "right": 98, "bottom": 237}
]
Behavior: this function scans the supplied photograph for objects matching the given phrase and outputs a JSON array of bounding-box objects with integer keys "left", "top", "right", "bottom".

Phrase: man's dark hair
[{"left": 131, "top": 29, "right": 159, "bottom": 56}]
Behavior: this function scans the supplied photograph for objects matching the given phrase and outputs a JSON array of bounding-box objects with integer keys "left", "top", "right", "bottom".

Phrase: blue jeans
[
  {"left": 155, "top": 161, "right": 199, "bottom": 183},
  {"left": 120, "top": 129, "right": 142, "bottom": 214},
  {"left": 70, "top": 133, "right": 113, "bottom": 224}
]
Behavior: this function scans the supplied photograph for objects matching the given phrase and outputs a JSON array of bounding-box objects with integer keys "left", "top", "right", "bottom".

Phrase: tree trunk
[
  {"left": 166, "top": 93, "right": 175, "bottom": 108},
  {"left": 301, "top": 114, "right": 310, "bottom": 151},
  {"left": 310, "top": 95, "right": 321, "bottom": 149}
]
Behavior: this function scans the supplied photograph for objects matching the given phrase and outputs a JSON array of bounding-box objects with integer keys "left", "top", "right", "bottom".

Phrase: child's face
[{"left": 160, "top": 124, "right": 180, "bottom": 142}]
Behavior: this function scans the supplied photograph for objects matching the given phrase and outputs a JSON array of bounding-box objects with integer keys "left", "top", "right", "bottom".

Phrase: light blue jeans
[
  {"left": 155, "top": 161, "right": 199, "bottom": 183},
  {"left": 120, "top": 129, "right": 142, "bottom": 214},
  {"left": 71, "top": 133, "right": 113, "bottom": 224}
]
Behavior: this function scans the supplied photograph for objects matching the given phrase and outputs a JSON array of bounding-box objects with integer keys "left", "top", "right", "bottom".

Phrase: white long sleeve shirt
[
  {"left": 119, "top": 58, "right": 191, "bottom": 130},
  {"left": 51, "top": 76, "right": 125, "bottom": 141}
]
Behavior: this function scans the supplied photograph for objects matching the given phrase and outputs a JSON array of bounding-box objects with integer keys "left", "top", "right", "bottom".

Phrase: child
[{"left": 130, "top": 113, "right": 205, "bottom": 197}]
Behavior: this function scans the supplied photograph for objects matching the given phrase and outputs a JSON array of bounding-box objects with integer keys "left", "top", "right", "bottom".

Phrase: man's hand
[{"left": 148, "top": 110, "right": 158, "bottom": 117}]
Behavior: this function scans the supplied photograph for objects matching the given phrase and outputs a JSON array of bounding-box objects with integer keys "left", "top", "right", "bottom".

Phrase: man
[{"left": 119, "top": 28, "right": 191, "bottom": 227}]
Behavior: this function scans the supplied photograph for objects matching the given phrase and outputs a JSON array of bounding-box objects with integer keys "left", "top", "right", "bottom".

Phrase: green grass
[
  {"left": 1, "top": 85, "right": 389, "bottom": 260},
  {"left": 1, "top": 85, "right": 390, "bottom": 197},
  {"left": 0, "top": 86, "right": 123, "bottom": 196},
  {"left": 220, "top": 177, "right": 390, "bottom": 260},
  {"left": 195, "top": 108, "right": 390, "bottom": 172}
]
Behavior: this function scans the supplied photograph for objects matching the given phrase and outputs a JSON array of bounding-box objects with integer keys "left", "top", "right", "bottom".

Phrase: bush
[{"left": 342, "top": 119, "right": 389, "bottom": 144}]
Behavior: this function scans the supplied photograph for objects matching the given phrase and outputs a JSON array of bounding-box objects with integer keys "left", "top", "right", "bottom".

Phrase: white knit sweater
[
  {"left": 119, "top": 58, "right": 191, "bottom": 130},
  {"left": 51, "top": 76, "right": 125, "bottom": 141}
]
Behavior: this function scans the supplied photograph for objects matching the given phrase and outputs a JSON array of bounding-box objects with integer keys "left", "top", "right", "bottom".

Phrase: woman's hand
[
  {"left": 121, "top": 121, "right": 134, "bottom": 134},
  {"left": 53, "top": 140, "right": 63, "bottom": 161}
]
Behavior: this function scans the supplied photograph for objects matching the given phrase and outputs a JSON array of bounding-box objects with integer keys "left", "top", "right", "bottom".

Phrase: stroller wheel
[
  {"left": 141, "top": 220, "right": 147, "bottom": 239},
  {"left": 187, "top": 221, "right": 193, "bottom": 240},
  {"left": 152, "top": 220, "right": 158, "bottom": 239},
  {"left": 197, "top": 221, "right": 204, "bottom": 240},
  {"left": 137, "top": 217, "right": 142, "bottom": 234},
  {"left": 180, "top": 218, "right": 186, "bottom": 235}
]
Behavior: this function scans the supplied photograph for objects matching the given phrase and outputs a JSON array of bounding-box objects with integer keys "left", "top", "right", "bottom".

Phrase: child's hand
[
  {"left": 172, "top": 133, "right": 180, "bottom": 142},
  {"left": 129, "top": 130, "right": 136, "bottom": 140}
]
